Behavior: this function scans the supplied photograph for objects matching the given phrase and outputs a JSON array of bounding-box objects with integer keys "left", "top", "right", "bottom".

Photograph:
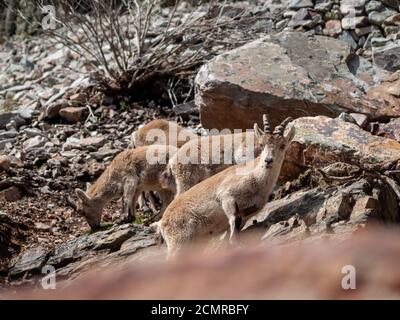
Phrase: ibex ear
[
  {"left": 86, "top": 183, "right": 91, "bottom": 191},
  {"left": 253, "top": 123, "right": 264, "bottom": 141},
  {"left": 284, "top": 125, "right": 296, "bottom": 143},
  {"left": 76, "top": 189, "right": 90, "bottom": 204}
]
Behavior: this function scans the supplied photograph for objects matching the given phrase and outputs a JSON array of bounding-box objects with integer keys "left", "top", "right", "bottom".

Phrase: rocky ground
[{"left": 1, "top": 0, "right": 400, "bottom": 297}]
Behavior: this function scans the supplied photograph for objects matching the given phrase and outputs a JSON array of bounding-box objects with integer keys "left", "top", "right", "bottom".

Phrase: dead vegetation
[{"left": 28, "top": 0, "right": 268, "bottom": 103}]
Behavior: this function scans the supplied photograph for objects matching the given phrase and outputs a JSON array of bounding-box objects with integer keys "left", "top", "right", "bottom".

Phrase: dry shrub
[{"left": 39, "top": 0, "right": 257, "bottom": 100}]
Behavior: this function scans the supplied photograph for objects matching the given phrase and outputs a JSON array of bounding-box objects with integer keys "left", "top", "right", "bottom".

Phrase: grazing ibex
[
  {"left": 131, "top": 119, "right": 198, "bottom": 148},
  {"left": 163, "top": 117, "right": 271, "bottom": 195},
  {"left": 159, "top": 116, "right": 295, "bottom": 257},
  {"left": 131, "top": 119, "right": 199, "bottom": 211},
  {"left": 68, "top": 145, "right": 178, "bottom": 230}
]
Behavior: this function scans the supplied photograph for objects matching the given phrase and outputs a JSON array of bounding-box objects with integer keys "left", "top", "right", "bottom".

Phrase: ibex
[
  {"left": 131, "top": 119, "right": 198, "bottom": 211},
  {"left": 131, "top": 119, "right": 198, "bottom": 148},
  {"left": 68, "top": 145, "right": 178, "bottom": 230},
  {"left": 163, "top": 121, "right": 267, "bottom": 196},
  {"left": 159, "top": 116, "right": 295, "bottom": 257}
]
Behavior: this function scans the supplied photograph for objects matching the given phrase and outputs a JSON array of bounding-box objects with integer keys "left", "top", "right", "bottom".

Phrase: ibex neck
[{"left": 86, "top": 168, "right": 117, "bottom": 203}]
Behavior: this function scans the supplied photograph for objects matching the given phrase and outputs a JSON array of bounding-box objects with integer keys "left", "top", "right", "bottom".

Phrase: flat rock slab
[
  {"left": 47, "top": 224, "right": 152, "bottom": 269},
  {"left": 9, "top": 247, "right": 49, "bottom": 278},
  {"left": 282, "top": 116, "right": 400, "bottom": 179},
  {"left": 196, "top": 31, "right": 400, "bottom": 130}
]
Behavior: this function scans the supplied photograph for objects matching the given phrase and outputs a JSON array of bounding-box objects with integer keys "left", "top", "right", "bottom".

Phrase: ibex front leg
[
  {"left": 118, "top": 179, "right": 138, "bottom": 224},
  {"left": 222, "top": 198, "right": 242, "bottom": 244}
]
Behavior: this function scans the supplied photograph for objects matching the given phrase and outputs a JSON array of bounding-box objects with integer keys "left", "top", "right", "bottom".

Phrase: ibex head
[
  {"left": 67, "top": 183, "right": 103, "bottom": 231},
  {"left": 254, "top": 115, "right": 295, "bottom": 168}
]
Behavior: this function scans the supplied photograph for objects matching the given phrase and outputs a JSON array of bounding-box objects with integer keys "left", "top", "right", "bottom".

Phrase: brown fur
[
  {"left": 131, "top": 119, "right": 198, "bottom": 148},
  {"left": 165, "top": 131, "right": 263, "bottom": 195},
  {"left": 131, "top": 119, "right": 198, "bottom": 211},
  {"left": 160, "top": 119, "right": 296, "bottom": 257},
  {"left": 74, "top": 145, "right": 178, "bottom": 230}
]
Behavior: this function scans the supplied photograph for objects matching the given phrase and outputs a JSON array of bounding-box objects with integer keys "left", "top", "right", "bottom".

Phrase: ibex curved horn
[
  {"left": 263, "top": 114, "right": 271, "bottom": 133},
  {"left": 273, "top": 117, "right": 293, "bottom": 136}
]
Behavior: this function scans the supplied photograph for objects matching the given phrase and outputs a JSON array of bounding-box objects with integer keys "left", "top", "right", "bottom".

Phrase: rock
[
  {"left": 354, "top": 26, "right": 374, "bottom": 37},
  {"left": 338, "top": 30, "right": 358, "bottom": 50},
  {"left": 385, "top": 76, "right": 400, "bottom": 97},
  {"left": 91, "top": 148, "right": 120, "bottom": 161},
  {"left": 244, "top": 188, "right": 329, "bottom": 231},
  {"left": 384, "top": 13, "right": 400, "bottom": 26},
  {"left": 349, "top": 113, "right": 368, "bottom": 128},
  {"left": 38, "top": 48, "right": 70, "bottom": 66},
  {"left": 23, "top": 136, "right": 47, "bottom": 151},
  {"left": 93, "top": 226, "right": 137, "bottom": 251},
  {"left": 322, "top": 194, "right": 355, "bottom": 225},
  {"left": 381, "top": 0, "right": 400, "bottom": 9},
  {"left": 323, "top": 19, "right": 342, "bottom": 36},
  {"left": 314, "top": 0, "right": 333, "bottom": 12},
  {"left": 0, "top": 155, "right": 12, "bottom": 172},
  {"left": 342, "top": 16, "right": 368, "bottom": 30},
  {"left": 68, "top": 92, "right": 87, "bottom": 104},
  {"left": 288, "top": 8, "right": 310, "bottom": 28},
  {"left": 24, "top": 128, "right": 44, "bottom": 138},
  {"left": 45, "top": 224, "right": 155, "bottom": 272},
  {"left": 34, "top": 222, "right": 52, "bottom": 231},
  {"left": 80, "top": 136, "right": 106, "bottom": 149},
  {"left": 322, "top": 162, "right": 362, "bottom": 177},
  {"left": 351, "top": 196, "right": 378, "bottom": 220},
  {"left": 377, "top": 118, "right": 400, "bottom": 141},
  {"left": 18, "top": 101, "right": 40, "bottom": 121},
  {"left": 369, "top": 8, "right": 398, "bottom": 26},
  {"left": 172, "top": 101, "right": 198, "bottom": 117},
  {"left": 340, "top": 0, "right": 367, "bottom": 16},
  {"left": 281, "top": 116, "right": 400, "bottom": 180},
  {"left": 372, "top": 41, "right": 400, "bottom": 71},
  {"left": 291, "top": 116, "right": 400, "bottom": 164},
  {"left": 0, "top": 130, "right": 18, "bottom": 140},
  {"left": 0, "top": 112, "right": 25, "bottom": 130},
  {"left": 289, "top": 0, "right": 313, "bottom": 10},
  {"left": 366, "top": 1, "right": 385, "bottom": 13},
  {"left": 371, "top": 37, "right": 393, "bottom": 47},
  {"left": 0, "top": 138, "right": 16, "bottom": 150},
  {"left": 245, "top": 176, "right": 398, "bottom": 245},
  {"left": 384, "top": 26, "right": 400, "bottom": 37},
  {"left": 196, "top": 31, "right": 398, "bottom": 130},
  {"left": 368, "top": 70, "right": 400, "bottom": 102},
  {"left": 41, "top": 99, "right": 72, "bottom": 120},
  {"left": 59, "top": 107, "right": 87, "bottom": 123},
  {"left": 0, "top": 186, "right": 22, "bottom": 202},
  {"left": 8, "top": 247, "right": 49, "bottom": 278},
  {"left": 62, "top": 137, "right": 81, "bottom": 151}
]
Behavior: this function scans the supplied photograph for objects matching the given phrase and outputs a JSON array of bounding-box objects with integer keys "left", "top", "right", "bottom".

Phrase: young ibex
[
  {"left": 68, "top": 145, "right": 178, "bottom": 230},
  {"left": 131, "top": 119, "right": 198, "bottom": 148},
  {"left": 159, "top": 116, "right": 295, "bottom": 257},
  {"left": 163, "top": 121, "right": 267, "bottom": 196},
  {"left": 131, "top": 119, "right": 199, "bottom": 210}
]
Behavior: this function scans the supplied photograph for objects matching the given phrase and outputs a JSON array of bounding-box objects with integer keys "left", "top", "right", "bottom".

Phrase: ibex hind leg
[
  {"left": 137, "top": 192, "right": 150, "bottom": 211},
  {"left": 117, "top": 179, "right": 138, "bottom": 224},
  {"left": 222, "top": 198, "right": 241, "bottom": 245}
]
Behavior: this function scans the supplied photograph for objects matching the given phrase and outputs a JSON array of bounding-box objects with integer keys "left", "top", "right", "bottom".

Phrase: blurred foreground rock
[{"left": 8, "top": 229, "right": 400, "bottom": 299}]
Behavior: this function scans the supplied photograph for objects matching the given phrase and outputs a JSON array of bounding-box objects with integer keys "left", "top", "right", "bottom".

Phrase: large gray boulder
[{"left": 196, "top": 31, "right": 400, "bottom": 130}]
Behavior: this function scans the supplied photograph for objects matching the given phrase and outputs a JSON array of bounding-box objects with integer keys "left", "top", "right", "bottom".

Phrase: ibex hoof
[{"left": 115, "top": 216, "right": 134, "bottom": 225}]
